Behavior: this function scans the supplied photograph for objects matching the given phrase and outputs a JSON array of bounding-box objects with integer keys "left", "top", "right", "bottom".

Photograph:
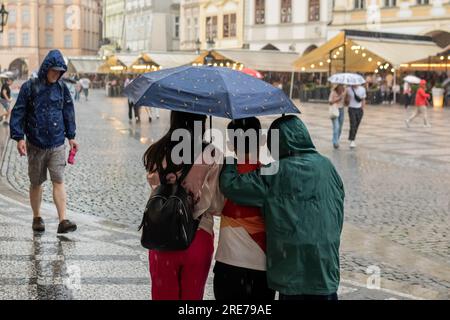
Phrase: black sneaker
[
  {"left": 32, "top": 217, "right": 45, "bottom": 232},
  {"left": 57, "top": 220, "right": 77, "bottom": 234}
]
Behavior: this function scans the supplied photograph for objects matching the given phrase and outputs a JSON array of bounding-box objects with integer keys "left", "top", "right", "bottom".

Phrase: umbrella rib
[
  {"left": 134, "top": 66, "right": 191, "bottom": 108},
  {"left": 217, "top": 74, "right": 234, "bottom": 119}
]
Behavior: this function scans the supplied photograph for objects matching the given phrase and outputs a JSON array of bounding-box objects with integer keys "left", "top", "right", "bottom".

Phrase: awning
[
  {"left": 148, "top": 52, "right": 199, "bottom": 68},
  {"left": 98, "top": 56, "right": 127, "bottom": 73},
  {"left": 294, "top": 31, "right": 444, "bottom": 73},
  {"left": 191, "top": 50, "right": 298, "bottom": 72},
  {"left": 216, "top": 50, "right": 298, "bottom": 73},
  {"left": 67, "top": 57, "right": 103, "bottom": 74}
]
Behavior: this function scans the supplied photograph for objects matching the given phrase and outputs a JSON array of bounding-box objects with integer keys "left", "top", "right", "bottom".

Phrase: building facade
[
  {"left": 243, "top": 0, "right": 332, "bottom": 53},
  {"left": 0, "top": 0, "right": 102, "bottom": 79},
  {"left": 123, "top": 0, "right": 180, "bottom": 52},
  {"left": 330, "top": 0, "right": 450, "bottom": 46},
  {"left": 103, "top": 0, "right": 125, "bottom": 49},
  {"left": 180, "top": 0, "right": 201, "bottom": 51}
]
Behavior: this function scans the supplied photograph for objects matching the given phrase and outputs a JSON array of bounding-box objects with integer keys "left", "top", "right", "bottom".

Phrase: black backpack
[{"left": 138, "top": 165, "right": 200, "bottom": 251}]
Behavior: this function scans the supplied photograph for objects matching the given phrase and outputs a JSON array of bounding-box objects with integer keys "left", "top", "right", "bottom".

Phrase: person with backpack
[
  {"left": 347, "top": 84, "right": 366, "bottom": 149},
  {"left": 9, "top": 49, "right": 79, "bottom": 234},
  {"left": 143, "top": 111, "right": 224, "bottom": 300},
  {"left": 220, "top": 115, "right": 345, "bottom": 301},
  {"left": 214, "top": 117, "right": 275, "bottom": 301}
]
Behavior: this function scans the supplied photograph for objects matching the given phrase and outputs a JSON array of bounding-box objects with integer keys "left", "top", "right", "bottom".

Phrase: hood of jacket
[
  {"left": 38, "top": 50, "right": 67, "bottom": 82},
  {"left": 269, "top": 116, "right": 316, "bottom": 158}
]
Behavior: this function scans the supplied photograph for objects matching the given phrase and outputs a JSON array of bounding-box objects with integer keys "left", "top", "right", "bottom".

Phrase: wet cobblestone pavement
[{"left": 1, "top": 90, "right": 449, "bottom": 299}]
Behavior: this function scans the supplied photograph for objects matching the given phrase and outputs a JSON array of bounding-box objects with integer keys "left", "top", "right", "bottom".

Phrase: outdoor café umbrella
[
  {"left": 241, "top": 68, "right": 264, "bottom": 80},
  {"left": 404, "top": 75, "right": 422, "bottom": 84},
  {"left": 328, "top": 73, "right": 366, "bottom": 86},
  {"left": 124, "top": 65, "right": 299, "bottom": 120}
]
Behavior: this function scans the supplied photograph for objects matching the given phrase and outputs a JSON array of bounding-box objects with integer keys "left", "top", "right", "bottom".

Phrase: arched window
[{"left": 309, "top": 0, "right": 320, "bottom": 21}]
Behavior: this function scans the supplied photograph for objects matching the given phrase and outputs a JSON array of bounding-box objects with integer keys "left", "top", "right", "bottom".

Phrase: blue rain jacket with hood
[{"left": 10, "top": 50, "right": 76, "bottom": 149}]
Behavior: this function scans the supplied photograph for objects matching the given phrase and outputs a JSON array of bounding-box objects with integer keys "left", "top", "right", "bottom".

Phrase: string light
[
  {"left": 319, "top": 62, "right": 324, "bottom": 66},
  {"left": 362, "top": 53, "right": 366, "bottom": 57},
  {"left": 391, "top": 68, "right": 395, "bottom": 73},
  {"left": 355, "top": 50, "right": 359, "bottom": 54},
  {"left": 327, "top": 59, "right": 331, "bottom": 63},
  {"left": 301, "top": 67, "right": 306, "bottom": 71},
  {"left": 368, "top": 57, "right": 373, "bottom": 62},
  {"left": 377, "top": 61, "right": 382, "bottom": 66},
  {"left": 311, "top": 64, "right": 315, "bottom": 69},
  {"left": 440, "top": 56, "right": 445, "bottom": 60}
]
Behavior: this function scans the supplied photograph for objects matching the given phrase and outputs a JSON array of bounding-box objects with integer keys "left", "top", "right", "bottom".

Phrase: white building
[
  {"left": 180, "top": 0, "right": 202, "bottom": 51},
  {"left": 124, "top": 0, "right": 180, "bottom": 52},
  {"left": 243, "top": 0, "right": 332, "bottom": 54}
]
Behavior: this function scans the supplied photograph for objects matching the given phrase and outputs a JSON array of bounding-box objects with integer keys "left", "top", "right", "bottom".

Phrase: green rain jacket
[{"left": 220, "top": 116, "right": 345, "bottom": 296}]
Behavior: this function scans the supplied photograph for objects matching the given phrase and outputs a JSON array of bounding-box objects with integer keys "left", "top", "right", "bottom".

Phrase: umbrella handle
[{"left": 209, "top": 116, "right": 213, "bottom": 144}]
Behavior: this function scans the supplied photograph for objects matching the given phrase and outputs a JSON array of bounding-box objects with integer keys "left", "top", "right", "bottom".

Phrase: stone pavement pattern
[{"left": 1, "top": 90, "right": 449, "bottom": 299}]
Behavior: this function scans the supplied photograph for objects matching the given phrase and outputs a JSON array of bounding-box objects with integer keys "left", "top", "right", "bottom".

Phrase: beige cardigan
[{"left": 147, "top": 149, "right": 225, "bottom": 235}]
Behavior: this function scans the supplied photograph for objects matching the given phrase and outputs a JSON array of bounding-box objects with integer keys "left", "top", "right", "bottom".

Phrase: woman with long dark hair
[{"left": 144, "top": 111, "right": 224, "bottom": 300}]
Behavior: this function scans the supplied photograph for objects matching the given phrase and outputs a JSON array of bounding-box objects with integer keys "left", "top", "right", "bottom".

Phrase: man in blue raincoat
[{"left": 10, "top": 50, "right": 79, "bottom": 234}]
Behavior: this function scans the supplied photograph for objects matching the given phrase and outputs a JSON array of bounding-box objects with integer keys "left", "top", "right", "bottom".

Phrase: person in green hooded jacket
[{"left": 220, "top": 115, "right": 345, "bottom": 300}]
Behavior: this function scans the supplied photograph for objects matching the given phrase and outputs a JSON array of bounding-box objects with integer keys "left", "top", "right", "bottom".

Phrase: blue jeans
[{"left": 332, "top": 108, "right": 345, "bottom": 146}]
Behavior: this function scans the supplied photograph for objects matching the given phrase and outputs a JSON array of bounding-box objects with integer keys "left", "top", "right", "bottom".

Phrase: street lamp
[
  {"left": 0, "top": 4, "right": 9, "bottom": 33},
  {"left": 195, "top": 38, "right": 202, "bottom": 55},
  {"left": 204, "top": 37, "right": 215, "bottom": 65}
]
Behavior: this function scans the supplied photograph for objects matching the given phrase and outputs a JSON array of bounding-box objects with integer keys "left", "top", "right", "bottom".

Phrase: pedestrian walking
[
  {"left": 347, "top": 84, "right": 367, "bottom": 148},
  {"left": 214, "top": 117, "right": 275, "bottom": 301},
  {"left": 79, "top": 77, "right": 91, "bottom": 101},
  {"left": 328, "top": 85, "right": 346, "bottom": 149},
  {"left": 9, "top": 49, "right": 79, "bottom": 234},
  {"left": 0, "top": 77, "right": 14, "bottom": 125},
  {"left": 128, "top": 98, "right": 140, "bottom": 123},
  {"left": 74, "top": 79, "right": 82, "bottom": 102},
  {"left": 403, "top": 81, "right": 412, "bottom": 109},
  {"left": 144, "top": 111, "right": 224, "bottom": 300},
  {"left": 405, "top": 79, "right": 431, "bottom": 128},
  {"left": 220, "top": 115, "right": 345, "bottom": 301}
]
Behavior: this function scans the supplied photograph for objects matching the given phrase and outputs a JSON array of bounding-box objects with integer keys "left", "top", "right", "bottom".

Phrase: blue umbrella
[{"left": 124, "top": 65, "right": 299, "bottom": 120}]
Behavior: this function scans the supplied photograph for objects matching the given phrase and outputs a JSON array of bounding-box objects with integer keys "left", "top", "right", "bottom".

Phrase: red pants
[{"left": 149, "top": 229, "right": 214, "bottom": 300}]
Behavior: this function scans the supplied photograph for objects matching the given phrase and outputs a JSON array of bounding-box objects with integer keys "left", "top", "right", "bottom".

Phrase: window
[
  {"left": 384, "top": 0, "right": 396, "bottom": 7},
  {"left": 8, "top": 32, "right": 16, "bottom": 46},
  {"left": 22, "top": 32, "right": 30, "bottom": 46},
  {"left": 416, "top": 0, "right": 429, "bottom": 4},
  {"left": 64, "top": 34, "right": 72, "bottom": 48},
  {"left": 46, "top": 12, "right": 54, "bottom": 27},
  {"left": 46, "top": 33, "right": 53, "bottom": 48},
  {"left": 281, "top": 0, "right": 292, "bottom": 24},
  {"left": 8, "top": 9, "right": 16, "bottom": 24},
  {"left": 354, "top": 0, "right": 365, "bottom": 9},
  {"left": 22, "top": 7, "right": 30, "bottom": 24},
  {"left": 223, "top": 14, "right": 236, "bottom": 38},
  {"left": 309, "top": 0, "right": 320, "bottom": 21},
  {"left": 174, "top": 16, "right": 180, "bottom": 39},
  {"left": 255, "top": 0, "right": 265, "bottom": 25},
  {"left": 206, "top": 16, "right": 217, "bottom": 40}
]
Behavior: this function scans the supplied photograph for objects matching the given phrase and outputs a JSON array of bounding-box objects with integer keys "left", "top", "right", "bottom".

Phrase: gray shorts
[{"left": 27, "top": 143, "right": 66, "bottom": 186}]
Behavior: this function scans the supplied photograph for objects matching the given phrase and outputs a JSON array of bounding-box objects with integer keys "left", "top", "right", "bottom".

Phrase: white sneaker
[
  {"left": 350, "top": 141, "right": 357, "bottom": 149},
  {"left": 405, "top": 119, "right": 410, "bottom": 128}
]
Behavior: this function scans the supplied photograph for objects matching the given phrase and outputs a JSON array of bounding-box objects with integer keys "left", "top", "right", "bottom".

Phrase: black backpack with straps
[{"left": 139, "top": 164, "right": 199, "bottom": 251}]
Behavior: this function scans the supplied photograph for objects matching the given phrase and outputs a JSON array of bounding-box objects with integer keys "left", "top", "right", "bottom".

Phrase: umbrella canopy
[
  {"left": 403, "top": 75, "right": 422, "bottom": 84},
  {"left": 125, "top": 65, "right": 299, "bottom": 120},
  {"left": 328, "top": 73, "right": 366, "bottom": 85},
  {"left": 241, "top": 68, "right": 264, "bottom": 79}
]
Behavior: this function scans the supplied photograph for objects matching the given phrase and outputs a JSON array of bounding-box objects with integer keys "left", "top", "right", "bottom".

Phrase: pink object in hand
[{"left": 68, "top": 148, "right": 77, "bottom": 165}]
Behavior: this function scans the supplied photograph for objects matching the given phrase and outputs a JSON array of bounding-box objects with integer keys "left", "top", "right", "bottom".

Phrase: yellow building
[
  {"left": 0, "top": 0, "right": 102, "bottom": 79},
  {"left": 330, "top": 0, "right": 450, "bottom": 46},
  {"left": 198, "top": 0, "right": 245, "bottom": 50}
]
